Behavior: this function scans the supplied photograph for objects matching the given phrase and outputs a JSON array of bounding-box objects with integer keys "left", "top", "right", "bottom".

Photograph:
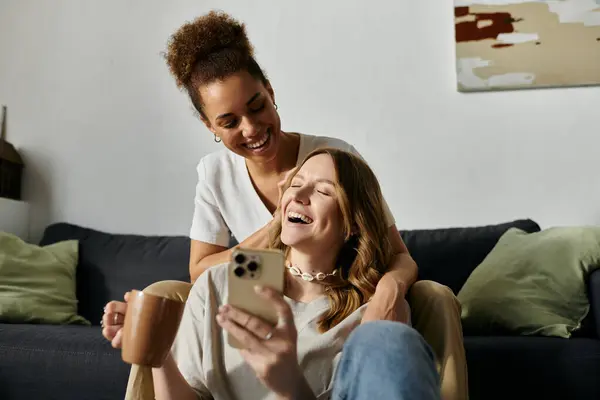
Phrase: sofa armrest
[{"left": 589, "top": 268, "right": 600, "bottom": 339}]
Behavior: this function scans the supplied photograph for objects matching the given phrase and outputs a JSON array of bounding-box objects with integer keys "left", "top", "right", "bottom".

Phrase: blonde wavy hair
[{"left": 268, "top": 148, "right": 394, "bottom": 332}]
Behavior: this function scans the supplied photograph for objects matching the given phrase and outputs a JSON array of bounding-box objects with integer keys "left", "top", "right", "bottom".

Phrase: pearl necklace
[{"left": 285, "top": 261, "right": 338, "bottom": 282}]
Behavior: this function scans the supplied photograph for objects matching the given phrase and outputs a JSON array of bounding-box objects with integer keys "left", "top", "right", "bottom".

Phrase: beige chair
[{"left": 125, "top": 279, "right": 468, "bottom": 400}]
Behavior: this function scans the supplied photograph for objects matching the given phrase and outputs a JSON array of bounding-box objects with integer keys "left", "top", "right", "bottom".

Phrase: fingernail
[
  {"left": 219, "top": 304, "right": 229, "bottom": 313},
  {"left": 254, "top": 285, "right": 265, "bottom": 293},
  {"left": 216, "top": 314, "right": 225, "bottom": 323}
]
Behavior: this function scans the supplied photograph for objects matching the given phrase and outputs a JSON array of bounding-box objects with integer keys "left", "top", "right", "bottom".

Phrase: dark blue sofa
[{"left": 0, "top": 218, "right": 598, "bottom": 400}]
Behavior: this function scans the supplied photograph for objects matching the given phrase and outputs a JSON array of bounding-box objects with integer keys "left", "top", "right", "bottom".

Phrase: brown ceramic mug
[{"left": 121, "top": 290, "right": 185, "bottom": 368}]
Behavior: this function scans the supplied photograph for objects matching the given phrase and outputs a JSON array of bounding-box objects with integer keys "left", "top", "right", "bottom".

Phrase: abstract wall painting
[{"left": 454, "top": 0, "right": 600, "bottom": 92}]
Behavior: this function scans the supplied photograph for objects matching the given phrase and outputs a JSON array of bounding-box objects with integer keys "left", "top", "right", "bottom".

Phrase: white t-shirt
[{"left": 189, "top": 133, "right": 396, "bottom": 247}]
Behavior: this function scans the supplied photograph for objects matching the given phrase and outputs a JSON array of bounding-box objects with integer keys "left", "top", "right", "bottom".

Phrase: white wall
[
  {"left": 0, "top": 198, "right": 30, "bottom": 241},
  {"left": 1, "top": 0, "right": 598, "bottom": 242}
]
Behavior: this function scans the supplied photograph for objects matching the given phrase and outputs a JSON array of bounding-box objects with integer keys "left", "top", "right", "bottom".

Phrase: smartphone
[{"left": 226, "top": 248, "right": 286, "bottom": 349}]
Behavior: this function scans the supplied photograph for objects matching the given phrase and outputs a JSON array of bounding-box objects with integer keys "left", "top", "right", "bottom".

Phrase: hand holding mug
[
  {"left": 102, "top": 290, "right": 185, "bottom": 367},
  {"left": 101, "top": 292, "right": 130, "bottom": 349}
]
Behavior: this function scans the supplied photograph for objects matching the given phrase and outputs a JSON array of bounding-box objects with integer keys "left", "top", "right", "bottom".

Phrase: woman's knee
[
  {"left": 142, "top": 280, "right": 193, "bottom": 302},
  {"left": 348, "top": 321, "right": 430, "bottom": 353},
  {"left": 409, "top": 280, "right": 461, "bottom": 313},
  {"left": 411, "top": 280, "right": 454, "bottom": 299},
  {"left": 344, "top": 321, "right": 438, "bottom": 379}
]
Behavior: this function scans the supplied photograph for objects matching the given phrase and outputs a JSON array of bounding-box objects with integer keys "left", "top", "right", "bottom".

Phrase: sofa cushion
[
  {"left": 400, "top": 219, "right": 541, "bottom": 294},
  {"left": 0, "top": 323, "right": 129, "bottom": 400},
  {"left": 464, "top": 335, "right": 600, "bottom": 400},
  {"left": 458, "top": 226, "right": 600, "bottom": 338},
  {"left": 0, "top": 232, "right": 89, "bottom": 325},
  {"left": 39, "top": 223, "right": 191, "bottom": 325}
]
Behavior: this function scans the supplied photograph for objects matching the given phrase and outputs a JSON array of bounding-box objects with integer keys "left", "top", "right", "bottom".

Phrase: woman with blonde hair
[{"left": 133, "top": 147, "right": 441, "bottom": 399}]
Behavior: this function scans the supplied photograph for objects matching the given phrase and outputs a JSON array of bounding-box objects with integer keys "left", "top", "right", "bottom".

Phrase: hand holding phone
[{"left": 226, "top": 248, "right": 286, "bottom": 348}]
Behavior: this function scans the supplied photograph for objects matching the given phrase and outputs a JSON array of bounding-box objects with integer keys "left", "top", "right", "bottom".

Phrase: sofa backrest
[
  {"left": 39, "top": 223, "right": 190, "bottom": 325},
  {"left": 400, "top": 219, "right": 541, "bottom": 294},
  {"left": 40, "top": 218, "right": 541, "bottom": 325}
]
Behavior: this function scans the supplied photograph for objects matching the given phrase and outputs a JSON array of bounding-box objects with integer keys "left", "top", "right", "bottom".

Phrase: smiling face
[
  {"left": 268, "top": 147, "right": 395, "bottom": 332},
  {"left": 280, "top": 153, "right": 346, "bottom": 252},
  {"left": 198, "top": 70, "right": 282, "bottom": 163}
]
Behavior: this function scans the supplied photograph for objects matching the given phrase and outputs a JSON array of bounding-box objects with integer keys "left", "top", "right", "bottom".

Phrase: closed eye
[
  {"left": 249, "top": 103, "right": 265, "bottom": 113},
  {"left": 223, "top": 119, "right": 238, "bottom": 129}
]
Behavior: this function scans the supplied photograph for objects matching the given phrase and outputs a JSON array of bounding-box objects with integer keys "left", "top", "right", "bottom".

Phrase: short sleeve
[
  {"left": 347, "top": 145, "right": 396, "bottom": 228},
  {"left": 190, "top": 159, "right": 231, "bottom": 247},
  {"left": 171, "top": 276, "right": 213, "bottom": 399}
]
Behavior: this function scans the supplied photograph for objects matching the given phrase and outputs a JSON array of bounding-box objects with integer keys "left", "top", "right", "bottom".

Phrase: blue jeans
[{"left": 332, "top": 321, "right": 441, "bottom": 400}]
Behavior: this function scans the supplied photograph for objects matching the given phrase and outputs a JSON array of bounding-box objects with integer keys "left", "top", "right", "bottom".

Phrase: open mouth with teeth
[
  {"left": 244, "top": 128, "right": 272, "bottom": 150},
  {"left": 287, "top": 211, "right": 313, "bottom": 225}
]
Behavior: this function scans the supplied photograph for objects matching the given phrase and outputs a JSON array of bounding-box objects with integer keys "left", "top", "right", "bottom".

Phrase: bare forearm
[
  {"left": 384, "top": 252, "right": 418, "bottom": 295},
  {"left": 381, "top": 226, "right": 418, "bottom": 297},
  {"left": 191, "top": 222, "right": 274, "bottom": 282},
  {"left": 192, "top": 247, "right": 234, "bottom": 281},
  {"left": 362, "top": 252, "right": 418, "bottom": 323},
  {"left": 153, "top": 354, "right": 199, "bottom": 400}
]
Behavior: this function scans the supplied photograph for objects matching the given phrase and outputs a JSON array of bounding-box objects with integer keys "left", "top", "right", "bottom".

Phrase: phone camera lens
[
  {"left": 234, "top": 254, "right": 246, "bottom": 264},
  {"left": 234, "top": 266, "right": 245, "bottom": 277},
  {"left": 247, "top": 261, "right": 258, "bottom": 272}
]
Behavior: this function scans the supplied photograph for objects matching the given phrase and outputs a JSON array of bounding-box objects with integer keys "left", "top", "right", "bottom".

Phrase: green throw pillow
[
  {"left": 458, "top": 226, "right": 600, "bottom": 338},
  {"left": 0, "top": 232, "right": 90, "bottom": 325}
]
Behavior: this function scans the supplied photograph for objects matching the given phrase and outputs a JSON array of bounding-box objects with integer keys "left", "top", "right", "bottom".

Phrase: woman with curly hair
[{"left": 160, "top": 9, "right": 416, "bottom": 317}]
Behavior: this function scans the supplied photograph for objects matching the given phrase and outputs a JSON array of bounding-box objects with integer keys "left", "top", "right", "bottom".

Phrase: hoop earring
[
  {"left": 214, "top": 134, "right": 222, "bottom": 143},
  {"left": 274, "top": 103, "right": 278, "bottom": 110}
]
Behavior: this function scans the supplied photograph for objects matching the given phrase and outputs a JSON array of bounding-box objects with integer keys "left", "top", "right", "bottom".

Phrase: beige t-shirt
[{"left": 171, "top": 263, "right": 368, "bottom": 400}]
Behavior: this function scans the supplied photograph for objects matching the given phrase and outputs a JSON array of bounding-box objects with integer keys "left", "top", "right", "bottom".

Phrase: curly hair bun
[{"left": 165, "top": 10, "right": 254, "bottom": 89}]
